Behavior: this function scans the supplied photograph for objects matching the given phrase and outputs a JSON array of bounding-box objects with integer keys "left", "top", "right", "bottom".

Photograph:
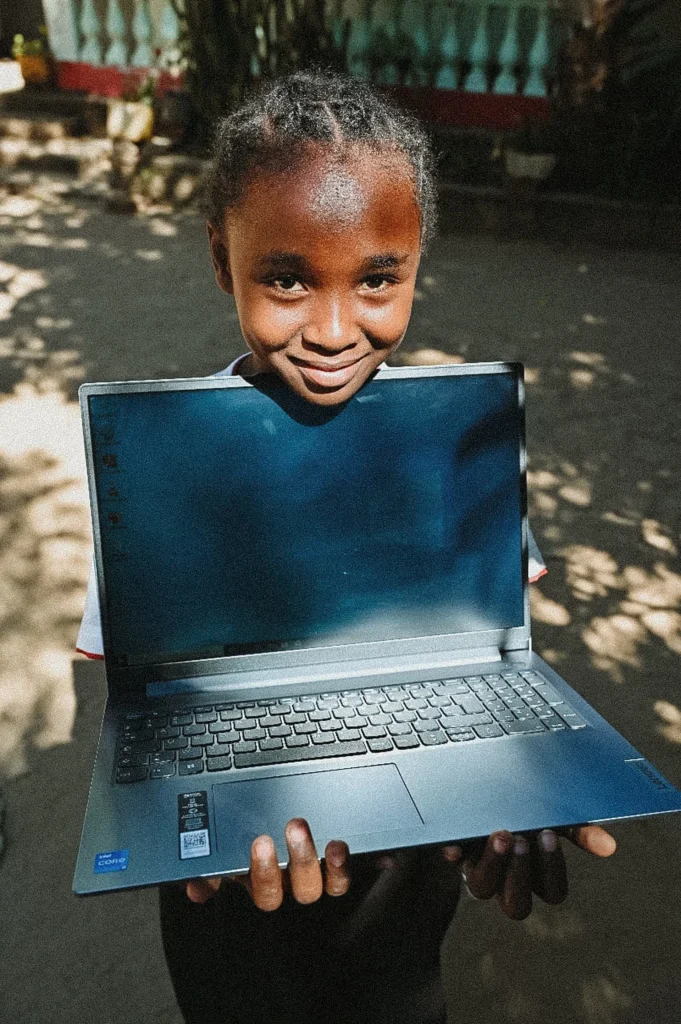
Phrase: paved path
[{"left": 1, "top": 178, "right": 680, "bottom": 1023}]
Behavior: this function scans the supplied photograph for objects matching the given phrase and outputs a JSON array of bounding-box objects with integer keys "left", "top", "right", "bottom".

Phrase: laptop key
[
  {"left": 419, "top": 731, "right": 447, "bottom": 746},
  {"left": 394, "top": 710, "right": 417, "bottom": 723},
  {"left": 150, "top": 763, "right": 176, "bottom": 779},
  {"left": 233, "top": 741, "right": 257, "bottom": 753},
  {"left": 184, "top": 723, "right": 206, "bottom": 736},
  {"left": 543, "top": 717, "right": 568, "bottom": 731},
  {"left": 206, "top": 755, "right": 232, "bottom": 772},
  {"left": 286, "top": 735, "right": 309, "bottom": 747},
  {"left": 117, "top": 755, "right": 149, "bottom": 770},
  {"left": 293, "top": 700, "right": 316, "bottom": 713},
  {"left": 446, "top": 730, "right": 475, "bottom": 742},
  {"left": 195, "top": 711, "right": 217, "bottom": 724},
  {"left": 156, "top": 726, "right": 180, "bottom": 739},
  {"left": 116, "top": 766, "right": 148, "bottom": 783},
  {"left": 191, "top": 734, "right": 216, "bottom": 747},
  {"left": 338, "top": 728, "right": 361, "bottom": 742},
  {"left": 503, "top": 720, "right": 546, "bottom": 735},
  {"left": 123, "top": 739, "right": 161, "bottom": 754},
  {"left": 217, "top": 731, "right": 239, "bottom": 744},
  {"left": 368, "top": 712, "right": 391, "bottom": 726},
  {"left": 474, "top": 723, "right": 505, "bottom": 739},
  {"left": 368, "top": 737, "right": 393, "bottom": 752},
  {"left": 312, "top": 733, "right": 336, "bottom": 744},
  {"left": 260, "top": 738, "right": 283, "bottom": 750},
  {"left": 179, "top": 760, "right": 204, "bottom": 775},
  {"left": 209, "top": 720, "right": 236, "bottom": 733},
  {"left": 260, "top": 715, "right": 283, "bottom": 728},
  {"left": 234, "top": 740, "right": 366, "bottom": 768},
  {"left": 393, "top": 734, "right": 420, "bottom": 749},
  {"left": 418, "top": 708, "right": 441, "bottom": 720},
  {"left": 270, "top": 724, "right": 292, "bottom": 738},
  {"left": 219, "top": 709, "right": 242, "bottom": 722},
  {"left": 557, "top": 709, "right": 588, "bottom": 729},
  {"left": 440, "top": 713, "right": 492, "bottom": 728},
  {"left": 456, "top": 696, "right": 484, "bottom": 714},
  {"left": 388, "top": 722, "right": 412, "bottom": 736},
  {"left": 244, "top": 728, "right": 267, "bottom": 741},
  {"left": 179, "top": 747, "right": 200, "bottom": 760},
  {"left": 531, "top": 683, "right": 565, "bottom": 706},
  {"left": 414, "top": 720, "right": 442, "bottom": 733},
  {"left": 284, "top": 713, "right": 306, "bottom": 725},
  {"left": 150, "top": 751, "right": 175, "bottom": 764},
  {"left": 363, "top": 725, "right": 386, "bottom": 739}
]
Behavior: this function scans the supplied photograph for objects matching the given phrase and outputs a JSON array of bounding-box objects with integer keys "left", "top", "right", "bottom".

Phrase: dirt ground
[{"left": 0, "top": 177, "right": 680, "bottom": 1024}]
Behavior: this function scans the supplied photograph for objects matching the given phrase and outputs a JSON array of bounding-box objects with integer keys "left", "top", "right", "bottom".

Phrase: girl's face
[{"left": 208, "top": 145, "right": 422, "bottom": 405}]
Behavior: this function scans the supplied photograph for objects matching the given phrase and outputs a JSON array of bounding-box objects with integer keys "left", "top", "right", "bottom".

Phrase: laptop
[{"left": 73, "top": 363, "right": 681, "bottom": 894}]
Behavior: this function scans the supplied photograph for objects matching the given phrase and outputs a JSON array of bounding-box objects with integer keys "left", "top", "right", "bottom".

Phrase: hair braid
[{"left": 202, "top": 69, "right": 437, "bottom": 251}]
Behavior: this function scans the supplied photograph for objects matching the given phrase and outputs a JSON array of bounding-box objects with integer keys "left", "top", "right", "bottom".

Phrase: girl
[{"left": 77, "top": 69, "right": 616, "bottom": 1024}]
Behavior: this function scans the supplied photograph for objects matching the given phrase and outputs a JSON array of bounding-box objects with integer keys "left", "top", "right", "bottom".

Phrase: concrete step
[
  {"left": 0, "top": 113, "right": 82, "bottom": 142},
  {"left": 0, "top": 136, "right": 111, "bottom": 180},
  {"left": 0, "top": 88, "right": 109, "bottom": 137}
]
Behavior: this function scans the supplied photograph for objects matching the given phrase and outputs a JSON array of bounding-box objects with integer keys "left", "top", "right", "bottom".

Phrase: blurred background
[{"left": 0, "top": 2, "right": 679, "bottom": 1022}]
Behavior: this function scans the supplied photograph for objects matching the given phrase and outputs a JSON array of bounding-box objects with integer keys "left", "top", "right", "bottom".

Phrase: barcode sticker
[
  {"left": 178, "top": 791, "right": 211, "bottom": 860},
  {"left": 180, "top": 828, "right": 211, "bottom": 859}
]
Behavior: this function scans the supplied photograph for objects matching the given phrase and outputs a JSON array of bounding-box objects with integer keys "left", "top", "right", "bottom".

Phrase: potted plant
[
  {"left": 106, "top": 70, "right": 157, "bottom": 143},
  {"left": 504, "top": 118, "right": 559, "bottom": 182},
  {"left": 11, "top": 28, "right": 51, "bottom": 85}
]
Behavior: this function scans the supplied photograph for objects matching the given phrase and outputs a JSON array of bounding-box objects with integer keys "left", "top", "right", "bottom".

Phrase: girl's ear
[{"left": 207, "top": 222, "right": 234, "bottom": 295}]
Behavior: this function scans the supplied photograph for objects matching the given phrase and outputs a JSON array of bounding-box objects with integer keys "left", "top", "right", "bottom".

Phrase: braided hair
[{"left": 202, "top": 70, "right": 437, "bottom": 251}]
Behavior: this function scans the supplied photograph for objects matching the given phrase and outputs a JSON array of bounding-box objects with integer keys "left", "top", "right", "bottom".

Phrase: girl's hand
[
  {"left": 461, "top": 825, "right": 617, "bottom": 920},
  {"left": 185, "top": 817, "right": 351, "bottom": 909}
]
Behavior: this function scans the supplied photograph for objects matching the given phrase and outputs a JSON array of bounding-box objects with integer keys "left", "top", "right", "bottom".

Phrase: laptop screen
[{"left": 88, "top": 371, "right": 525, "bottom": 667}]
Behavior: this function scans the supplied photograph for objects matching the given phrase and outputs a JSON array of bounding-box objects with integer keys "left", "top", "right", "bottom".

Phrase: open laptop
[{"left": 73, "top": 363, "right": 681, "bottom": 894}]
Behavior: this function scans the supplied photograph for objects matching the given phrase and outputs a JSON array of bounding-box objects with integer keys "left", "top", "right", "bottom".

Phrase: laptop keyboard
[{"left": 114, "top": 670, "right": 588, "bottom": 783}]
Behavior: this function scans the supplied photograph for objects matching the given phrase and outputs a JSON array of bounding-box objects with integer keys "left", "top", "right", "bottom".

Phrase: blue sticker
[{"left": 94, "top": 849, "right": 129, "bottom": 873}]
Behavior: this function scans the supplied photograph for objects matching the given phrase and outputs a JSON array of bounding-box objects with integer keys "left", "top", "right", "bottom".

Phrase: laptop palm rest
[{"left": 213, "top": 764, "right": 424, "bottom": 864}]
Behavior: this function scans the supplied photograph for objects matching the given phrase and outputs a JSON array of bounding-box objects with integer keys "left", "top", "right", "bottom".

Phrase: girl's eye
[
  {"left": 271, "top": 276, "right": 304, "bottom": 293},
  {"left": 362, "top": 275, "right": 395, "bottom": 291}
]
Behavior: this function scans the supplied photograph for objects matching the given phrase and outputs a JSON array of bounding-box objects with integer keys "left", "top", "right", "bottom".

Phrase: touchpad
[{"left": 213, "top": 764, "right": 423, "bottom": 863}]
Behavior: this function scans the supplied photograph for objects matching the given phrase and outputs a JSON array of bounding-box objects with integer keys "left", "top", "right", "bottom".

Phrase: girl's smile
[{"left": 208, "top": 145, "right": 423, "bottom": 405}]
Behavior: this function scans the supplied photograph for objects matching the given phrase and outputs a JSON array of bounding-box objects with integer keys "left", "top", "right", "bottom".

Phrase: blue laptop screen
[{"left": 88, "top": 372, "right": 525, "bottom": 666}]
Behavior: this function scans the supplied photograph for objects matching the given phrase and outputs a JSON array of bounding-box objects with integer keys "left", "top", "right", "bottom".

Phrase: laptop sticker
[
  {"left": 94, "top": 849, "right": 129, "bottom": 873},
  {"left": 178, "top": 791, "right": 211, "bottom": 859}
]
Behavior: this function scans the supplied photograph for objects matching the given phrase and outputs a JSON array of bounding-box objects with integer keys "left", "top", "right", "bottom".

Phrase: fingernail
[
  {"left": 513, "top": 836, "right": 529, "bottom": 856},
  {"left": 493, "top": 834, "right": 510, "bottom": 855},
  {"left": 327, "top": 845, "right": 345, "bottom": 867},
  {"left": 540, "top": 829, "right": 558, "bottom": 853},
  {"left": 441, "top": 845, "right": 461, "bottom": 863}
]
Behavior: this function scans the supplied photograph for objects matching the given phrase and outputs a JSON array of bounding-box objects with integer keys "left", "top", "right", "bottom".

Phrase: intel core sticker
[
  {"left": 178, "top": 790, "right": 211, "bottom": 859},
  {"left": 94, "top": 849, "right": 129, "bottom": 874}
]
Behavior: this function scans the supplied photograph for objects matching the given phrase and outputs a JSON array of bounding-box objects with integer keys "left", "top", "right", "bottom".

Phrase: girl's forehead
[{"left": 231, "top": 144, "right": 417, "bottom": 233}]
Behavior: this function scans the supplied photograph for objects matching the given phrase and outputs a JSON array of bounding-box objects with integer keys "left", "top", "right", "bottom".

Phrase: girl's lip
[{"left": 294, "top": 357, "right": 365, "bottom": 389}]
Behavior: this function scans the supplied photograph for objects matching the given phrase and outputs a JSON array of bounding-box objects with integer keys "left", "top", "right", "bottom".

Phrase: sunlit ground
[{"left": 1, "top": 176, "right": 680, "bottom": 1023}]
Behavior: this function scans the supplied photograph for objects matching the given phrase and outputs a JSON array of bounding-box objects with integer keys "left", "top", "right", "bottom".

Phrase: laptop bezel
[{"left": 79, "top": 362, "right": 531, "bottom": 696}]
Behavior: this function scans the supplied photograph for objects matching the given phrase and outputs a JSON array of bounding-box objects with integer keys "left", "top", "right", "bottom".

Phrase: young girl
[{"left": 77, "top": 70, "right": 616, "bottom": 1024}]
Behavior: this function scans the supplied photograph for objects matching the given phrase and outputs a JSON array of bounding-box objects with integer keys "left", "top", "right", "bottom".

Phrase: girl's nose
[{"left": 302, "top": 295, "right": 359, "bottom": 352}]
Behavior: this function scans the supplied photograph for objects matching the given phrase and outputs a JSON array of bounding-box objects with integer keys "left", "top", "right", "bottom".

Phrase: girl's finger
[
  {"left": 531, "top": 830, "right": 568, "bottom": 905},
  {"left": 249, "top": 834, "right": 285, "bottom": 911},
  {"left": 324, "top": 839, "right": 351, "bottom": 897},
  {"left": 463, "top": 831, "right": 512, "bottom": 900},
  {"left": 185, "top": 876, "right": 222, "bottom": 903},
  {"left": 497, "top": 835, "right": 533, "bottom": 920},
  {"left": 285, "top": 817, "right": 324, "bottom": 905},
  {"left": 562, "top": 825, "right": 617, "bottom": 857}
]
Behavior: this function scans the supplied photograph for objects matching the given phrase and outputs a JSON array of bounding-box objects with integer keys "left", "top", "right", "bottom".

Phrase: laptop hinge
[{"left": 146, "top": 646, "right": 503, "bottom": 698}]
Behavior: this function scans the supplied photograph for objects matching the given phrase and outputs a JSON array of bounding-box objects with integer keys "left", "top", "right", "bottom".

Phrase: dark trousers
[{"left": 160, "top": 848, "right": 460, "bottom": 1024}]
